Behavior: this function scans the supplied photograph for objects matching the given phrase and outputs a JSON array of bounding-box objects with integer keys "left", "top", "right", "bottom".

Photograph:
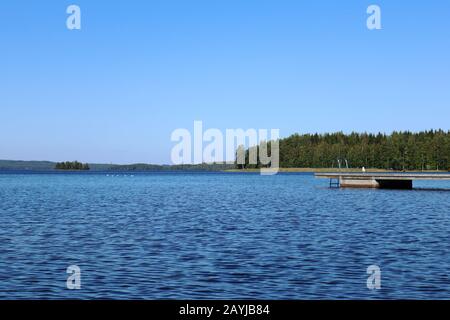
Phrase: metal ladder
[
  {"left": 329, "top": 158, "right": 347, "bottom": 188},
  {"left": 329, "top": 177, "right": 340, "bottom": 188}
]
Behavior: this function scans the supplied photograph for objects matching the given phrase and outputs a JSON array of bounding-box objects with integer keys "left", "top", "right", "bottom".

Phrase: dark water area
[{"left": 0, "top": 171, "right": 449, "bottom": 299}]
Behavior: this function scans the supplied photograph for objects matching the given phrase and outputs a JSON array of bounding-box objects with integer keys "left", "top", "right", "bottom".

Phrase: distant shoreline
[
  {"left": 1, "top": 166, "right": 448, "bottom": 175},
  {"left": 1, "top": 159, "right": 449, "bottom": 173},
  {"left": 0, "top": 159, "right": 235, "bottom": 172}
]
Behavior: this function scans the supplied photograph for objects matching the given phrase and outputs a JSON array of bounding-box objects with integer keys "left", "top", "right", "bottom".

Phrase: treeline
[
  {"left": 237, "top": 130, "right": 450, "bottom": 171},
  {"left": 110, "top": 163, "right": 236, "bottom": 171},
  {"left": 55, "top": 161, "right": 90, "bottom": 170}
]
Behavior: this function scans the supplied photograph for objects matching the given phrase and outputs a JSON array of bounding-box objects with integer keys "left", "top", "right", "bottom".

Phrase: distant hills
[
  {"left": 109, "top": 162, "right": 235, "bottom": 171},
  {"left": 0, "top": 160, "right": 112, "bottom": 171},
  {"left": 0, "top": 160, "right": 57, "bottom": 171},
  {"left": 0, "top": 160, "right": 235, "bottom": 172}
]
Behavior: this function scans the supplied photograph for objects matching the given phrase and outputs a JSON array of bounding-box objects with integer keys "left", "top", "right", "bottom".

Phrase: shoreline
[
  {"left": 224, "top": 168, "right": 449, "bottom": 173},
  {"left": 0, "top": 167, "right": 448, "bottom": 174}
]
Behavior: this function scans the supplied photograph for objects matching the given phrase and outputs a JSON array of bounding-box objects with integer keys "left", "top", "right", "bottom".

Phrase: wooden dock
[{"left": 315, "top": 172, "right": 450, "bottom": 189}]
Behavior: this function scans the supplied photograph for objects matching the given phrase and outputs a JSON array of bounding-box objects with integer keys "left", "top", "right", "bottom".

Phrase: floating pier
[{"left": 315, "top": 173, "right": 450, "bottom": 189}]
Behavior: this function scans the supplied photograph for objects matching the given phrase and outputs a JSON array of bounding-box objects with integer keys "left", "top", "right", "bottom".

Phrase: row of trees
[
  {"left": 236, "top": 130, "right": 450, "bottom": 171},
  {"left": 55, "top": 161, "right": 90, "bottom": 170}
]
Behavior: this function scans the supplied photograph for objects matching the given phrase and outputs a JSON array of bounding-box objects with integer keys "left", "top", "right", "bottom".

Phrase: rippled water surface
[{"left": 1, "top": 171, "right": 450, "bottom": 299}]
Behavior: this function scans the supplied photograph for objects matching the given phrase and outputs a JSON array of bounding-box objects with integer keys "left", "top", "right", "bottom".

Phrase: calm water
[{"left": 0, "top": 171, "right": 450, "bottom": 299}]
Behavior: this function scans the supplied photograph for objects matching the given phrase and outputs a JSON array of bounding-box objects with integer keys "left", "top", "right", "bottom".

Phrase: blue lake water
[{"left": 0, "top": 171, "right": 450, "bottom": 299}]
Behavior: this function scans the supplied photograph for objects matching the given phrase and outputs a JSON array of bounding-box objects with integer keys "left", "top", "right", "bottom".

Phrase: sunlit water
[{"left": 0, "top": 171, "right": 449, "bottom": 299}]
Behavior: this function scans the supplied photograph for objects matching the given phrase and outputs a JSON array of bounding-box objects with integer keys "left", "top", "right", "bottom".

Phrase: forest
[
  {"left": 55, "top": 161, "right": 90, "bottom": 170},
  {"left": 237, "top": 130, "right": 450, "bottom": 171}
]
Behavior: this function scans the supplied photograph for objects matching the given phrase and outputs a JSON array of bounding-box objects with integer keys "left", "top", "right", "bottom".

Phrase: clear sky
[{"left": 1, "top": 1, "right": 449, "bottom": 164}]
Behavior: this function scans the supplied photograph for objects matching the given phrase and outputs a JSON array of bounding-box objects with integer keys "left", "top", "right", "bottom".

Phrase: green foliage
[
  {"left": 236, "top": 130, "right": 450, "bottom": 170},
  {"left": 55, "top": 161, "right": 90, "bottom": 170}
]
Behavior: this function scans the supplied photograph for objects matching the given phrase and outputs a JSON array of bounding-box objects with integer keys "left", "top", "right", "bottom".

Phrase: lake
[{"left": 0, "top": 171, "right": 449, "bottom": 299}]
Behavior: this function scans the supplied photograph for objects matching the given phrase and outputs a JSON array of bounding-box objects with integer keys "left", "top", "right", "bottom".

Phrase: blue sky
[{"left": 1, "top": 1, "right": 449, "bottom": 164}]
